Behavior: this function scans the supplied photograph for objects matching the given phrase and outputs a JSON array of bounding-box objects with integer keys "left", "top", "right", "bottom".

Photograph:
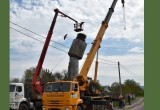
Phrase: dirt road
[{"left": 114, "top": 97, "right": 144, "bottom": 110}]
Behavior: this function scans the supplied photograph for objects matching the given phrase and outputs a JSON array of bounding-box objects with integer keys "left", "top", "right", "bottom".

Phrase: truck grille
[
  {"left": 47, "top": 100, "right": 63, "bottom": 105},
  {"left": 49, "top": 108, "right": 61, "bottom": 110}
]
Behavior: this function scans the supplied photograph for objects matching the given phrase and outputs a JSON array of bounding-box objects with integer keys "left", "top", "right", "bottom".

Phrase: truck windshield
[
  {"left": 10, "top": 85, "right": 16, "bottom": 92},
  {"left": 45, "top": 82, "right": 70, "bottom": 92}
]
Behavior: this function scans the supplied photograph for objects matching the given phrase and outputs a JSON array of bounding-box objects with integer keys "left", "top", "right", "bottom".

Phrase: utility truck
[
  {"left": 10, "top": 9, "right": 84, "bottom": 110},
  {"left": 10, "top": 83, "right": 34, "bottom": 110},
  {"left": 42, "top": 0, "right": 125, "bottom": 110}
]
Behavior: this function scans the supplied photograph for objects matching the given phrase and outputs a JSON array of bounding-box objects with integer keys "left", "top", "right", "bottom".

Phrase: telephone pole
[{"left": 118, "top": 61, "right": 122, "bottom": 95}]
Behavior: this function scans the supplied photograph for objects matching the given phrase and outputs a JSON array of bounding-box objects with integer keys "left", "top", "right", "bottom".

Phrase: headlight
[{"left": 64, "top": 108, "right": 70, "bottom": 110}]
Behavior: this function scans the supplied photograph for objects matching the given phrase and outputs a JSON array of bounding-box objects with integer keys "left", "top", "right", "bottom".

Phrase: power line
[
  {"left": 10, "top": 21, "right": 119, "bottom": 64},
  {"left": 121, "top": 64, "right": 144, "bottom": 78},
  {"left": 51, "top": 55, "right": 67, "bottom": 72},
  {"left": 120, "top": 64, "right": 144, "bottom": 80},
  {"left": 121, "top": 69, "right": 144, "bottom": 80},
  {"left": 121, "top": 66, "right": 143, "bottom": 79},
  {"left": 98, "top": 61, "right": 117, "bottom": 65},
  {"left": 98, "top": 58, "right": 117, "bottom": 64},
  {"left": 10, "top": 26, "right": 68, "bottom": 53},
  {"left": 10, "top": 22, "right": 119, "bottom": 64},
  {"left": 10, "top": 21, "right": 69, "bottom": 48},
  {"left": 10, "top": 26, "right": 119, "bottom": 67},
  {"left": 81, "top": 56, "right": 117, "bottom": 66}
]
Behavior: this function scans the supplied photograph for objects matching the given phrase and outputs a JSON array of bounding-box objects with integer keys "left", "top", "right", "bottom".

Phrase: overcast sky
[{"left": 10, "top": 0, "right": 144, "bottom": 86}]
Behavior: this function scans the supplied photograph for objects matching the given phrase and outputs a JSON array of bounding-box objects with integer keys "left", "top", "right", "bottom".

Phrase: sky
[{"left": 10, "top": 0, "right": 144, "bottom": 86}]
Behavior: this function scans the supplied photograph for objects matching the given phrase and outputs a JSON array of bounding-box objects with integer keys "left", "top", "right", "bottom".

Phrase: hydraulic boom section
[
  {"left": 76, "top": 0, "right": 125, "bottom": 91},
  {"left": 31, "top": 8, "right": 84, "bottom": 100}
]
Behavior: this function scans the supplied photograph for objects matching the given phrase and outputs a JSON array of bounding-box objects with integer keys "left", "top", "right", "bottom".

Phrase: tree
[
  {"left": 21, "top": 67, "right": 57, "bottom": 85},
  {"left": 21, "top": 67, "right": 36, "bottom": 84},
  {"left": 41, "top": 69, "right": 55, "bottom": 84},
  {"left": 123, "top": 79, "right": 144, "bottom": 96},
  {"left": 63, "top": 70, "right": 72, "bottom": 81},
  {"left": 10, "top": 78, "right": 20, "bottom": 83},
  {"left": 110, "top": 82, "right": 121, "bottom": 98},
  {"left": 21, "top": 67, "right": 72, "bottom": 86},
  {"left": 42, "top": 69, "right": 73, "bottom": 83},
  {"left": 94, "top": 80, "right": 104, "bottom": 91},
  {"left": 53, "top": 72, "right": 63, "bottom": 81}
]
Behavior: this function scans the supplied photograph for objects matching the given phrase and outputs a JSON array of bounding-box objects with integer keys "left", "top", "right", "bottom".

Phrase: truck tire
[
  {"left": 19, "top": 103, "right": 28, "bottom": 110},
  {"left": 107, "top": 102, "right": 113, "bottom": 110}
]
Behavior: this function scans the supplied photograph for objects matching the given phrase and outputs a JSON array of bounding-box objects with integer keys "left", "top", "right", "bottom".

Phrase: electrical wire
[
  {"left": 121, "top": 64, "right": 144, "bottom": 78},
  {"left": 98, "top": 61, "right": 117, "bottom": 65},
  {"left": 10, "top": 22, "right": 119, "bottom": 64},
  {"left": 10, "top": 26, "right": 68, "bottom": 53},
  {"left": 120, "top": 64, "right": 144, "bottom": 80},
  {"left": 51, "top": 55, "right": 67, "bottom": 72},
  {"left": 98, "top": 58, "right": 117, "bottom": 64},
  {"left": 10, "top": 27, "right": 144, "bottom": 82},
  {"left": 10, "top": 26, "right": 119, "bottom": 67},
  {"left": 10, "top": 21, "right": 69, "bottom": 48},
  {"left": 121, "top": 66, "right": 143, "bottom": 80}
]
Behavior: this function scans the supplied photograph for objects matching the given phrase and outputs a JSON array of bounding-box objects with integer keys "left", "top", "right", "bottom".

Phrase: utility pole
[{"left": 118, "top": 61, "right": 122, "bottom": 95}]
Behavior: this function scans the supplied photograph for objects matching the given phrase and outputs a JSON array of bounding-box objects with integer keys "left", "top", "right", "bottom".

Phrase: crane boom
[
  {"left": 94, "top": 51, "right": 99, "bottom": 82},
  {"left": 31, "top": 9, "right": 85, "bottom": 97},
  {"left": 76, "top": 0, "right": 124, "bottom": 91},
  {"left": 42, "top": 1, "right": 126, "bottom": 109},
  {"left": 78, "top": 21, "right": 108, "bottom": 80},
  {"left": 31, "top": 9, "right": 58, "bottom": 86}
]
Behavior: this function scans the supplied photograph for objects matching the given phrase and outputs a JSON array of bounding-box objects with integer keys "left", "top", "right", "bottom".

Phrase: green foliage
[
  {"left": 53, "top": 72, "right": 63, "bottom": 81},
  {"left": 21, "top": 67, "right": 36, "bottom": 84},
  {"left": 12, "top": 68, "right": 144, "bottom": 98},
  {"left": 123, "top": 79, "right": 144, "bottom": 96},
  {"left": 10, "top": 78, "right": 20, "bottom": 83},
  {"left": 19, "top": 67, "right": 73, "bottom": 85},
  {"left": 63, "top": 70, "right": 72, "bottom": 81},
  {"left": 110, "top": 79, "right": 144, "bottom": 98},
  {"left": 110, "top": 82, "right": 121, "bottom": 98},
  {"left": 95, "top": 80, "right": 104, "bottom": 91},
  {"left": 41, "top": 69, "right": 55, "bottom": 84}
]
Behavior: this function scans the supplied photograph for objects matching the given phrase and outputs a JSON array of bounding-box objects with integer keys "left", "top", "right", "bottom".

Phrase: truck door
[
  {"left": 15, "top": 86, "right": 24, "bottom": 100},
  {"left": 70, "top": 83, "right": 80, "bottom": 105}
]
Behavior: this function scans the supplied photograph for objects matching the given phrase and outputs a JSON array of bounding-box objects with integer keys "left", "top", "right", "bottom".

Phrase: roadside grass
[{"left": 113, "top": 97, "right": 137, "bottom": 107}]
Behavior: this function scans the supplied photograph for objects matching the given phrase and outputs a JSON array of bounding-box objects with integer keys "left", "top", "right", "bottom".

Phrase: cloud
[
  {"left": 10, "top": 0, "right": 144, "bottom": 86},
  {"left": 88, "top": 54, "right": 144, "bottom": 86},
  {"left": 128, "top": 47, "right": 144, "bottom": 54}
]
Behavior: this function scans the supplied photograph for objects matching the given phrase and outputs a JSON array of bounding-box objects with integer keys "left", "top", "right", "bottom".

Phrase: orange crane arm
[
  {"left": 76, "top": 0, "right": 125, "bottom": 91},
  {"left": 79, "top": 22, "right": 108, "bottom": 81}
]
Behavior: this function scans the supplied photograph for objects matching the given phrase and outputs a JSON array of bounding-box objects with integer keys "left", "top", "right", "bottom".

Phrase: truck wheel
[
  {"left": 77, "top": 105, "right": 83, "bottom": 110},
  {"left": 19, "top": 103, "right": 28, "bottom": 110},
  {"left": 107, "top": 102, "right": 113, "bottom": 110}
]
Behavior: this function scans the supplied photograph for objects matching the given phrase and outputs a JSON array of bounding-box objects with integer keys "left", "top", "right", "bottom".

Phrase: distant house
[
  {"left": 99, "top": 85, "right": 110, "bottom": 96},
  {"left": 103, "top": 85, "right": 111, "bottom": 92}
]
